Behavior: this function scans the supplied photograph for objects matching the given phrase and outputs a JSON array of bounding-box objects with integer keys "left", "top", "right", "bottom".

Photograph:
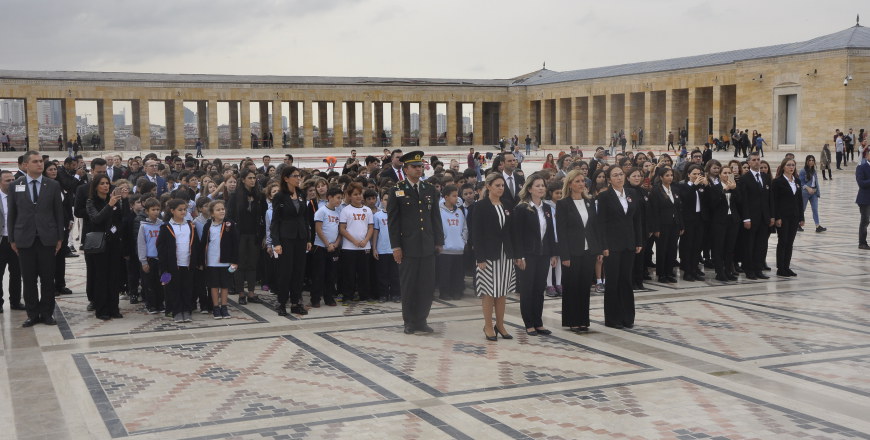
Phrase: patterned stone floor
[{"left": 2, "top": 151, "right": 870, "bottom": 439}]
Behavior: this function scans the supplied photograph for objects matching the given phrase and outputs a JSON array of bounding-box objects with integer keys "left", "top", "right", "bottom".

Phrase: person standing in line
[
  {"left": 226, "top": 169, "right": 263, "bottom": 305},
  {"left": 8, "top": 151, "right": 65, "bottom": 327},
  {"left": 676, "top": 164, "right": 708, "bottom": 282},
  {"left": 0, "top": 170, "right": 23, "bottom": 312},
  {"left": 557, "top": 170, "right": 600, "bottom": 332},
  {"left": 667, "top": 131, "right": 675, "bottom": 152},
  {"left": 195, "top": 138, "right": 204, "bottom": 158},
  {"left": 157, "top": 199, "right": 200, "bottom": 323},
  {"left": 855, "top": 147, "right": 870, "bottom": 250},
  {"left": 86, "top": 174, "right": 127, "bottom": 320},
  {"left": 437, "top": 185, "right": 467, "bottom": 301},
  {"left": 736, "top": 152, "right": 774, "bottom": 279},
  {"left": 512, "top": 174, "right": 557, "bottom": 337},
  {"left": 705, "top": 163, "right": 741, "bottom": 282},
  {"left": 200, "top": 200, "right": 239, "bottom": 319},
  {"left": 310, "top": 187, "right": 342, "bottom": 307},
  {"left": 338, "top": 183, "right": 374, "bottom": 303},
  {"left": 799, "top": 155, "right": 826, "bottom": 233},
  {"left": 772, "top": 158, "right": 804, "bottom": 277},
  {"left": 597, "top": 166, "right": 643, "bottom": 329},
  {"left": 647, "top": 167, "right": 682, "bottom": 284},
  {"left": 835, "top": 133, "right": 846, "bottom": 170},
  {"left": 271, "top": 167, "right": 312, "bottom": 316},
  {"left": 387, "top": 151, "right": 444, "bottom": 335}
]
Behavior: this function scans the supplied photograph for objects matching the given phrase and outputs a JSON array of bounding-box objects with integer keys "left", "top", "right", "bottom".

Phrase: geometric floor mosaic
[
  {"left": 725, "top": 287, "right": 870, "bottom": 327},
  {"left": 766, "top": 354, "right": 870, "bottom": 398}
]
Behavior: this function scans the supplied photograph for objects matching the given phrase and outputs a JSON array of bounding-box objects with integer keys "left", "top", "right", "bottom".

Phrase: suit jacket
[
  {"left": 156, "top": 221, "right": 200, "bottom": 272},
  {"left": 106, "top": 166, "right": 122, "bottom": 182},
  {"left": 596, "top": 187, "right": 643, "bottom": 251},
  {"left": 270, "top": 192, "right": 312, "bottom": 243},
  {"left": 771, "top": 175, "right": 805, "bottom": 222},
  {"left": 647, "top": 184, "right": 683, "bottom": 233},
  {"left": 379, "top": 167, "right": 402, "bottom": 183},
  {"left": 499, "top": 172, "right": 525, "bottom": 210},
  {"left": 387, "top": 179, "right": 444, "bottom": 257},
  {"left": 470, "top": 198, "right": 514, "bottom": 262},
  {"left": 555, "top": 197, "right": 600, "bottom": 260},
  {"left": 200, "top": 219, "right": 240, "bottom": 265},
  {"left": 7, "top": 176, "right": 65, "bottom": 248},
  {"left": 703, "top": 181, "right": 742, "bottom": 225},
  {"left": 736, "top": 170, "right": 772, "bottom": 223},
  {"left": 856, "top": 162, "right": 870, "bottom": 205},
  {"left": 511, "top": 201, "right": 556, "bottom": 259},
  {"left": 675, "top": 181, "right": 703, "bottom": 224},
  {"left": 142, "top": 174, "right": 169, "bottom": 197}
]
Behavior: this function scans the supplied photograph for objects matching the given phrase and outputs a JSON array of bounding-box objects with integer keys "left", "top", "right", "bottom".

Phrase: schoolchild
[
  {"left": 200, "top": 200, "right": 239, "bottom": 319},
  {"left": 338, "top": 183, "right": 373, "bottom": 303},
  {"left": 372, "top": 191, "right": 401, "bottom": 302},
  {"left": 137, "top": 198, "right": 164, "bottom": 314},
  {"left": 310, "top": 187, "right": 342, "bottom": 307},
  {"left": 437, "top": 185, "right": 468, "bottom": 300},
  {"left": 156, "top": 199, "right": 201, "bottom": 323}
]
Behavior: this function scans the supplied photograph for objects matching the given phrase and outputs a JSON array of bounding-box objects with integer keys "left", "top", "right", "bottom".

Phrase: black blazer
[
  {"left": 555, "top": 197, "right": 600, "bottom": 260},
  {"left": 647, "top": 184, "right": 683, "bottom": 233},
  {"left": 675, "top": 181, "right": 703, "bottom": 224},
  {"left": 470, "top": 198, "right": 514, "bottom": 263},
  {"left": 771, "top": 175, "right": 805, "bottom": 223},
  {"left": 156, "top": 221, "right": 200, "bottom": 272},
  {"left": 85, "top": 196, "right": 126, "bottom": 245},
  {"left": 379, "top": 167, "right": 402, "bottom": 182},
  {"left": 200, "top": 219, "right": 240, "bottom": 265},
  {"left": 511, "top": 201, "right": 556, "bottom": 259},
  {"left": 499, "top": 172, "right": 525, "bottom": 210},
  {"left": 596, "top": 187, "right": 643, "bottom": 252},
  {"left": 703, "top": 181, "right": 742, "bottom": 225},
  {"left": 270, "top": 192, "right": 312, "bottom": 243},
  {"left": 737, "top": 170, "right": 772, "bottom": 223}
]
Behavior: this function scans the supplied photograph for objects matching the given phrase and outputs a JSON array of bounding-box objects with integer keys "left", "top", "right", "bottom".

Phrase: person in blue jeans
[
  {"left": 525, "top": 135, "right": 532, "bottom": 155},
  {"left": 798, "top": 155, "right": 826, "bottom": 233}
]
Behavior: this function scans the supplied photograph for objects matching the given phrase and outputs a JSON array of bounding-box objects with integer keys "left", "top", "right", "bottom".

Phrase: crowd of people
[{"left": 2, "top": 132, "right": 867, "bottom": 335}]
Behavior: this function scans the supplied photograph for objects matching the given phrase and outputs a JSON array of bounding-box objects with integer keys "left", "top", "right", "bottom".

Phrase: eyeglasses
[{"left": 289, "top": 174, "right": 301, "bottom": 178}]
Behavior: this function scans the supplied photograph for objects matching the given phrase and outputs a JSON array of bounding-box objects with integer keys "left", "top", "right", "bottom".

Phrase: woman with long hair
[
  {"left": 557, "top": 169, "right": 601, "bottom": 332},
  {"left": 676, "top": 164, "right": 708, "bottom": 281},
  {"left": 86, "top": 174, "right": 127, "bottom": 320},
  {"left": 597, "top": 166, "right": 643, "bottom": 329},
  {"left": 799, "top": 155, "right": 826, "bottom": 233},
  {"left": 512, "top": 173, "right": 557, "bottom": 336},
  {"left": 626, "top": 167, "right": 649, "bottom": 289},
  {"left": 706, "top": 163, "right": 741, "bottom": 281},
  {"left": 271, "top": 166, "right": 312, "bottom": 316},
  {"left": 647, "top": 167, "right": 682, "bottom": 283},
  {"left": 758, "top": 160, "right": 774, "bottom": 272},
  {"left": 589, "top": 168, "right": 608, "bottom": 292},
  {"left": 472, "top": 173, "right": 515, "bottom": 341},
  {"left": 772, "top": 158, "right": 804, "bottom": 277},
  {"left": 543, "top": 153, "right": 556, "bottom": 170}
]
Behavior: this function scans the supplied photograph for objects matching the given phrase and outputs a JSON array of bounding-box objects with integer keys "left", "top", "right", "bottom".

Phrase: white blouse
[{"left": 573, "top": 199, "right": 589, "bottom": 250}]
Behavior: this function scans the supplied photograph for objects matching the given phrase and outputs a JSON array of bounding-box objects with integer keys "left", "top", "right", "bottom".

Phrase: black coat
[
  {"left": 675, "top": 181, "right": 703, "bottom": 224},
  {"left": 156, "top": 221, "right": 200, "bottom": 272},
  {"left": 596, "top": 187, "right": 643, "bottom": 251},
  {"left": 736, "top": 170, "right": 772, "bottom": 223},
  {"left": 270, "top": 192, "right": 312, "bottom": 243},
  {"left": 555, "top": 197, "right": 600, "bottom": 260},
  {"left": 511, "top": 201, "right": 556, "bottom": 259},
  {"left": 199, "top": 219, "right": 240, "bottom": 265},
  {"left": 647, "top": 184, "right": 683, "bottom": 233},
  {"left": 703, "top": 181, "right": 742, "bottom": 225},
  {"left": 771, "top": 175, "right": 805, "bottom": 223},
  {"left": 470, "top": 198, "right": 514, "bottom": 262}
]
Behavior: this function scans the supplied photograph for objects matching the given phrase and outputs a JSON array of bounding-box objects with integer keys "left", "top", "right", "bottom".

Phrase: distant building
[
  {"left": 114, "top": 113, "right": 126, "bottom": 127},
  {"left": 0, "top": 100, "right": 25, "bottom": 124},
  {"left": 410, "top": 112, "right": 419, "bottom": 132},
  {"left": 183, "top": 107, "right": 196, "bottom": 124},
  {"left": 436, "top": 114, "right": 447, "bottom": 135}
]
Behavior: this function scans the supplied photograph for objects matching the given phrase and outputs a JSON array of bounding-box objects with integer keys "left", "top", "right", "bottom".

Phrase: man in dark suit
[
  {"left": 258, "top": 155, "right": 271, "bottom": 174},
  {"left": 379, "top": 149, "right": 404, "bottom": 182},
  {"left": 856, "top": 145, "right": 870, "bottom": 250},
  {"left": 387, "top": 151, "right": 444, "bottom": 335},
  {"left": 106, "top": 156, "right": 122, "bottom": 182},
  {"left": 0, "top": 170, "right": 23, "bottom": 312},
  {"left": 8, "top": 151, "right": 65, "bottom": 327},
  {"left": 498, "top": 152, "right": 524, "bottom": 210},
  {"left": 142, "top": 159, "right": 168, "bottom": 196},
  {"left": 74, "top": 158, "right": 108, "bottom": 310},
  {"left": 737, "top": 152, "right": 773, "bottom": 279}
]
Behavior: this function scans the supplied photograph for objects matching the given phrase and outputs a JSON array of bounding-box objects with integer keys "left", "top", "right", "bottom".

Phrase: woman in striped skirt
[{"left": 471, "top": 173, "right": 516, "bottom": 341}]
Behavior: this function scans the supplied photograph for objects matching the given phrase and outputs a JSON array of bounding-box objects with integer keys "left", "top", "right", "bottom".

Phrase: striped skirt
[{"left": 475, "top": 253, "right": 516, "bottom": 298}]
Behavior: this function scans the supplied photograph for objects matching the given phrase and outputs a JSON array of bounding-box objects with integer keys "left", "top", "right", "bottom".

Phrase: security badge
[
  {"left": 396, "top": 190, "right": 405, "bottom": 197},
  {"left": 15, "top": 184, "right": 25, "bottom": 192}
]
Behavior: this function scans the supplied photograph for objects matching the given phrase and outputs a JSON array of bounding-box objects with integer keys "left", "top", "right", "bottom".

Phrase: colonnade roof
[{"left": 1, "top": 26, "right": 868, "bottom": 89}]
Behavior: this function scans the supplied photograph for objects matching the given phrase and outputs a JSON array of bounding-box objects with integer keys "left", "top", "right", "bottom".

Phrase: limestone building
[{"left": 1, "top": 25, "right": 868, "bottom": 152}]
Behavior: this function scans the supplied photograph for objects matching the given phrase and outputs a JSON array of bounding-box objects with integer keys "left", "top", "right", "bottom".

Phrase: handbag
[{"left": 82, "top": 232, "right": 107, "bottom": 254}]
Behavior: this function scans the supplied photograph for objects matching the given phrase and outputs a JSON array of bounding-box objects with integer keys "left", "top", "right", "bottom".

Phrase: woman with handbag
[{"left": 85, "top": 174, "right": 127, "bottom": 320}]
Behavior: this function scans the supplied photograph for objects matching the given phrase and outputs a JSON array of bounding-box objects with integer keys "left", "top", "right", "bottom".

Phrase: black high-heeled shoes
[
  {"left": 483, "top": 326, "right": 497, "bottom": 341},
  {"left": 494, "top": 326, "right": 513, "bottom": 339}
]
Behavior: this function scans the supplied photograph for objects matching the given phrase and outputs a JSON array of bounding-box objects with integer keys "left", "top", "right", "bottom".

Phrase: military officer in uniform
[{"left": 387, "top": 151, "right": 444, "bottom": 334}]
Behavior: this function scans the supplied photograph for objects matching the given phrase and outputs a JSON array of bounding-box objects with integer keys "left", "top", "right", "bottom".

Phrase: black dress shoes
[
  {"left": 111, "top": 312, "right": 124, "bottom": 319},
  {"left": 238, "top": 296, "right": 248, "bottom": 305},
  {"left": 417, "top": 324, "right": 434, "bottom": 333},
  {"left": 755, "top": 272, "right": 770, "bottom": 280},
  {"left": 525, "top": 329, "right": 539, "bottom": 336},
  {"left": 22, "top": 318, "right": 38, "bottom": 327},
  {"left": 404, "top": 325, "right": 415, "bottom": 335},
  {"left": 535, "top": 328, "right": 552, "bottom": 336},
  {"left": 604, "top": 322, "right": 624, "bottom": 329},
  {"left": 10, "top": 302, "right": 25, "bottom": 310},
  {"left": 87, "top": 302, "right": 95, "bottom": 311},
  {"left": 276, "top": 305, "right": 287, "bottom": 316},
  {"left": 859, "top": 244, "right": 870, "bottom": 250},
  {"left": 97, "top": 315, "right": 111, "bottom": 321},
  {"left": 43, "top": 316, "right": 57, "bottom": 325},
  {"left": 727, "top": 273, "right": 738, "bottom": 281},
  {"left": 776, "top": 270, "right": 789, "bottom": 277},
  {"left": 666, "top": 276, "right": 678, "bottom": 283},
  {"left": 786, "top": 269, "right": 797, "bottom": 277},
  {"left": 57, "top": 287, "right": 73, "bottom": 295},
  {"left": 682, "top": 273, "right": 697, "bottom": 282},
  {"left": 745, "top": 273, "right": 758, "bottom": 280}
]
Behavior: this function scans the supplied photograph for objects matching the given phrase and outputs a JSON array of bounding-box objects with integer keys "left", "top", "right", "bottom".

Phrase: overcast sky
[{"left": 4, "top": 0, "right": 867, "bottom": 79}]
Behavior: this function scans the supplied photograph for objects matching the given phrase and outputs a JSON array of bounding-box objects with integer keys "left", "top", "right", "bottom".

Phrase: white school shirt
[
  {"left": 169, "top": 220, "right": 191, "bottom": 267},
  {"left": 339, "top": 205, "right": 373, "bottom": 250}
]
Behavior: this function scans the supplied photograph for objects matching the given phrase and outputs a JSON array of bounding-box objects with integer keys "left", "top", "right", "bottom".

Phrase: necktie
[
  {"left": 31, "top": 180, "right": 39, "bottom": 203},
  {"left": 397, "top": 169, "right": 404, "bottom": 181},
  {"left": 756, "top": 173, "right": 762, "bottom": 187},
  {"left": 508, "top": 176, "right": 514, "bottom": 197}
]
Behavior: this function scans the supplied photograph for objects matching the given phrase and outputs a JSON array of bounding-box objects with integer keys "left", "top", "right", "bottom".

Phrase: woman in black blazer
[
  {"left": 647, "top": 167, "right": 682, "bottom": 283},
  {"left": 512, "top": 173, "right": 557, "bottom": 336},
  {"left": 472, "top": 173, "right": 515, "bottom": 341},
  {"left": 597, "top": 166, "right": 643, "bottom": 329},
  {"left": 271, "top": 166, "right": 313, "bottom": 316},
  {"left": 676, "top": 164, "right": 708, "bottom": 281},
  {"left": 626, "top": 167, "right": 649, "bottom": 290},
  {"left": 86, "top": 174, "right": 127, "bottom": 320},
  {"left": 556, "top": 169, "right": 600, "bottom": 332},
  {"left": 772, "top": 158, "right": 804, "bottom": 277},
  {"left": 703, "top": 162, "right": 742, "bottom": 281}
]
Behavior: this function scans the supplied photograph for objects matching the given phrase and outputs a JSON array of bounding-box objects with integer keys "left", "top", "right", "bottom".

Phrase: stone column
[
  {"left": 318, "top": 102, "right": 329, "bottom": 146},
  {"left": 98, "top": 99, "right": 115, "bottom": 151},
  {"left": 624, "top": 94, "right": 633, "bottom": 144},
  {"left": 665, "top": 89, "right": 673, "bottom": 144},
  {"left": 333, "top": 100, "right": 343, "bottom": 148},
  {"left": 688, "top": 88, "right": 698, "bottom": 146},
  {"left": 240, "top": 99, "right": 251, "bottom": 149},
  {"left": 134, "top": 99, "right": 150, "bottom": 148},
  {"left": 498, "top": 102, "right": 509, "bottom": 143},
  {"left": 197, "top": 101, "right": 208, "bottom": 145},
  {"left": 259, "top": 101, "right": 270, "bottom": 144},
  {"left": 446, "top": 100, "right": 457, "bottom": 146},
  {"left": 289, "top": 102, "right": 299, "bottom": 147},
  {"left": 604, "top": 94, "right": 613, "bottom": 145},
  {"left": 362, "top": 100, "right": 372, "bottom": 148},
  {"left": 346, "top": 102, "right": 357, "bottom": 146},
  {"left": 588, "top": 98, "right": 596, "bottom": 145},
  {"left": 712, "top": 85, "right": 722, "bottom": 142},
  {"left": 571, "top": 97, "right": 581, "bottom": 145},
  {"left": 272, "top": 98, "right": 282, "bottom": 148},
  {"left": 173, "top": 99, "right": 185, "bottom": 150},
  {"left": 303, "top": 99, "right": 313, "bottom": 148},
  {"left": 553, "top": 99, "right": 562, "bottom": 145},
  {"left": 390, "top": 100, "right": 401, "bottom": 148},
  {"left": 472, "top": 101, "right": 483, "bottom": 146},
  {"left": 207, "top": 100, "right": 218, "bottom": 149},
  {"left": 229, "top": 102, "right": 240, "bottom": 148},
  {"left": 643, "top": 92, "right": 653, "bottom": 147},
  {"left": 419, "top": 101, "right": 430, "bottom": 147},
  {"left": 25, "top": 97, "right": 39, "bottom": 150},
  {"left": 62, "top": 98, "right": 76, "bottom": 145}
]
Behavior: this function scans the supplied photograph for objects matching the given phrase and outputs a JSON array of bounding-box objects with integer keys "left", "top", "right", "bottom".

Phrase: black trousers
[
  {"left": 85, "top": 252, "right": 96, "bottom": 302},
  {"left": 836, "top": 151, "right": 844, "bottom": 168},
  {"left": 55, "top": 228, "right": 70, "bottom": 290},
  {"left": 19, "top": 244, "right": 56, "bottom": 321},
  {"left": 194, "top": 267, "right": 210, "bottom": 311},
  {"left": 276, "top": 238, "right": 307, "bottom": 306},
  {"left": 860, "top": 204, "right": 870, "bottom": 246},
  {"left": 166, "top": 267, "right": 193, "bottom": 315},
  {"left": 341, "top": 249, "right": 370, "bottom": 300},
  {"left": 91, "top": 248, "right": 122, "bottom": 317},
  {"left": 655, "top": 224, "right": 679, "bottom": 278},
  {"left": 437, "top": 254, "right": 465, "bottom": 299},
  {"left": 711, "top": 218, "right": 739, "bottom": 276},
  {"left": 142, "top": 258, "right": 163, "bottom": 310},
  {"left": 561, "top": 253, "right": 595, "bottom": 327},
  {"left": 776, "top": 218, "right": 799, "bottom": 271},
  {"left": 309, "top": 245, "right": 337, "bottom": 304},
  {"left": 518, "top": 255, "right": 550, "bottom": 329},
  {"left": 126, "top": 255, "right": 141, "bottom": 296},
  {"left": 234, "top": 234, "right": 259, "bottom": 293},
  {"left": 679, "top": 217, "right": 702, "bottom": 274},
  {"left": 376, "top": 255, "right": 401, "bottom": 301},
  {"left": 743, "top": 221, "right": 768, "bottom": 273},
  {"left": 0, "top": 237, "right": 22, "bottom": 307},
  {"left": 400, "top": 254, "right": 436, "bottom": 329},
  {"left": 603, "top": 248, "right": 635, "bottom": 327}
]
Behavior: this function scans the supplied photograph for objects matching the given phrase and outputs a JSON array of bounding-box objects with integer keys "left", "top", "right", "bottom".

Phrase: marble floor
[{"left": 1, "top": 157, "right": 869, "bottom": 439}]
